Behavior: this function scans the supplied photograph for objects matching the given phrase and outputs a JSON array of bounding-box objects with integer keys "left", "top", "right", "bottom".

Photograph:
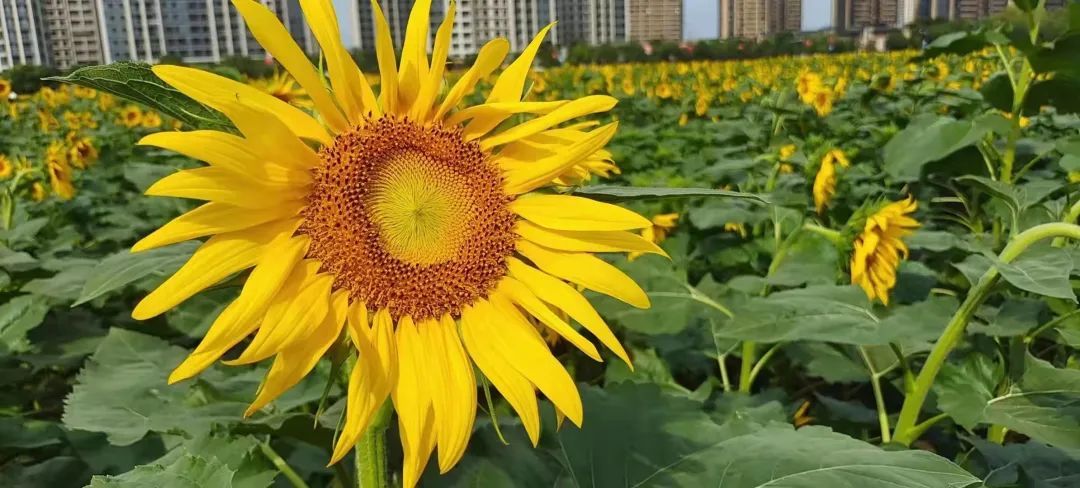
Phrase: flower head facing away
[
  {"left": 849, "top": 197, "right": 919, "bottom": 305},
  {"left": 812, "top": 148, "right": 848, "bottom": 214},
  {"left": 133, "top": 0, "right": 656, "bottom": 485}
]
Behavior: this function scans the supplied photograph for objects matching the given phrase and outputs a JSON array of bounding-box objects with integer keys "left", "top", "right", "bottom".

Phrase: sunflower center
[{"left": 300, "top": 117, "right": 516, "bottom": 321}]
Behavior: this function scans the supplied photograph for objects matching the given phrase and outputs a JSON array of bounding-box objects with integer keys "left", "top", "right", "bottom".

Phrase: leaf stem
[
  {"left": 859, "top": 347, "right": 891, "bottom": 443},
  {"left": 892, "top": 223, "right": 1080, "bottom": 445},
  {"left": 801, "top": 222, "right": 844, "bottom": 246},
  {"left": 259, "top": 441, "right": 311, "bottom": 488},
  {"left": 746, "top": 342, "right": 783, "bottom": 390},
  {"left": 355, "top": 400, "right": 393, "bottom": 488}
]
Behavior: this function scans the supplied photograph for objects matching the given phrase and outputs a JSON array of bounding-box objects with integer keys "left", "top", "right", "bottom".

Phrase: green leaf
[
  {"left": 1026, "top": 76, "right": 1080, "bottom": 115},
  {"left": 0, "top": 295, "right": 50, "bottom": 354},
  {"left": 569, "top": 185, "right": 769, "bottom": 204},
  {"left": 972, "top": 298, "right": 1045, "bottom": 337},
  {"left": 48, "top": 62, "right": 233, "bottom": 131},
  {"left": 87, "top": 454, "right": 235, "bottom": 488},
  {"left": 883, "top": 114, "right": 1002, "bottom": 181},
  {"left": 984, "top": 355, "right": 1080, "bottom": 449},
  {"left": 965, "top": 436, "right": 1080, "bottom": 487},
  {"left": 62, "top": 328, "right": 247, "bottom": 445},
  {"left": 993, "top": 244, "right": 1076, "bottom": 300},
  {"left": 933, "top": 353, "right": 1002, "bottom": 430},
  {"left": 711, "top": 286, "right": 956, "bottom": 345},
  {"left": 766, "top": 233, "right": 838, "bottom": 287},
  {"left": 594, "top": 254, "right": 724, "bottom": 335},
  {"left": 916, "top": 30, "right": 990, "bottom": 60},
  {"left": 957, "top": 175, "right": 1021, "bottom": 218},
  {"left": 75, "top": 242, "right": 199, "bottom": 306}
]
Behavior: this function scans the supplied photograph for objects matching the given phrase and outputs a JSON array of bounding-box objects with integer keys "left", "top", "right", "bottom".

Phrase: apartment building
[
  {"left": 0, "top": 0, "right": 50, "bottom": 69},
  {"left": 627, "top": 0, "right": 682, "bottom": 42}
]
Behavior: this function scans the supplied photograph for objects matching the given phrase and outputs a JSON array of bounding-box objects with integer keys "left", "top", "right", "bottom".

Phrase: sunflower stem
[
  {"left": 259, "top": 441, "right": 310, "bottom": 488},
  {"left": 356, "top": 400, "right": 392, "bottom": 488},
  {"left": 801, "top": 222, "right": 843, "bottom": 246},
  {"left": 892, "top": 223, "right": 1080, "bottom": 445},
  {"left": 738, "top": 341, "right": 757, "bottom": 393},
  {"left": 859, "top": 347, "right": 891, "bottom": 444}
]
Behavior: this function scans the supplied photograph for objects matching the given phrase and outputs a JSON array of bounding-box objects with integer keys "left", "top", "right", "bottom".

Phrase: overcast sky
[{"left": 332, "top": 0, "right": 834, "bottom": 48}]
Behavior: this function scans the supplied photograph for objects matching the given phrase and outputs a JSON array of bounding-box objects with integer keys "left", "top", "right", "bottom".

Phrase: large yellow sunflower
[{"left": 133, "top": 0, "right": 659, "bottom": 485}]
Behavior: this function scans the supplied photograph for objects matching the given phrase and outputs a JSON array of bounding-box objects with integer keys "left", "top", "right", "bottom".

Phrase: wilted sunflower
[
  {"left": 812, "top": 148, "right": 848, "bottom": 213},
  {"left": 850, "top": 197, "right": 919, "bottom": 305},
  {"left": 134, "top": 0, "right": 657, "bottom": 485}
]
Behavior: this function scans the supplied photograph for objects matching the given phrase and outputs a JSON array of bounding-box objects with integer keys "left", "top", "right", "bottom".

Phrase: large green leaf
[
  {"left": 75, "top": 242, "right": 199, "bottom": 306},
  {"left": 883, "top": 113, "right": 1005, "bottom": 181},
  {"left": 62, "top": 328, "right": 247, "bottom": 445},
  {"left": 984, "top": 355, "right": 1080, "bottom": 450},
  {"left": 993, "top": 244, "right": 1076, "bottom": 300},
  {"left": 0, "top": 295, "right": 50, "bottom": 354},
  {"left": 569, "top": 185, "right": 769, "bottom": 204},
  {"left": 48, "top": 62, "right": 233, "bottom": 131},
  {"left": 933, "top": 353, "right": 1002, "bottom": 430},
  {"left": 710, "top": 286, "right": 956, "bottom": 345},
  {"left": 87, "top": 454, "right": 235, "bottom": 488}
]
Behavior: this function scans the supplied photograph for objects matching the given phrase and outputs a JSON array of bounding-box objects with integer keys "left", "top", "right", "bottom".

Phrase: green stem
[
  {"left": 717, "top": 353, "right": 732, "bottom": 393},
  {"left": 987, "top": 424, "right": 1007, "bottom": 444},
  {"left": 860, "top": 347, "right": 891, "bottom": 443},
  {"left": 889, "top": 343, "right": 916, "bottom": 395},
  {"left": 746, "top": 342, "right": 782, "bottom": 390},
  {"left": 1025, "top": 309, "right": 1080, "bottom": 344},
  {"left": 892, "top": 223, "right": 1080, "bottom": 445},
  {"left": 738, "top": 341, "right": 757, "bottom": 393},
  {"left": 1052, "top": 200, "right": 1080, "bottom": 247},
  {"left": 801, "top": 222, "right": 843, "bottom": 246},
  {"left": 259, "top": 442, "right": 311, "bottom": 488},
  {"left": 356, "top": 401, "right": 392, "bottom": 488}
]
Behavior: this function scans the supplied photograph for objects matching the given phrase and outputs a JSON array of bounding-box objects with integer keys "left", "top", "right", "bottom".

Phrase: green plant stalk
[
  {"left": 859, "top": 347, "right": 891, "bottom": 443},
  {"left": 259, "top": 442, "right": 311, "bottom": 488},
  {"left": 987, "top": 424, "right": 1007, "bottom": 444},
  {"left": 738, "top": 341, "right": 757, "bottom": 393},
  {"left": 746, "top": 343, "right": 782, "bottom": 389},
  {"left": 1052, "top": 200, "right": 1080, "bottom": 247},
  {"left": 892, "top": 223, "right": 1080, "bottom": 445},
  {"left": 356, "top": 400, "right": 393, "bottom": 488},
  {"left": 801, "top": 222, "right": 844, "bottom": 246}
]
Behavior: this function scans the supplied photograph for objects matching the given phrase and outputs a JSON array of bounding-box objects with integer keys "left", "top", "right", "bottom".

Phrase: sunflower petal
[
  {"left": 411, "top": 1, "right": 454, "bottom": 121},
  {"left": 501, "top": 123, "right": 618, "bottom": 194},
  {"left": 145, "top": 167, "right": 309, "bottom": 208},
  {"left": 133, "top": 202, "right": 302, "bottom": 252},
  {"left": 397, "top": 0, "right": 432, "bottom": 110},
  {"left": 515, "top": 221, "right": 666, "bottom": 257},
  {"left": 517, "top": 240, "right": 649, "bottom": 308},
  {"left": 434, "top": 38, "right": 509, "bottom": 121},
  {"left": 393, "top": 316, "right": 437, "bottom": 488},
  {"left": 133, "top": 219, "right": 300, "bottom": 320},
  {"left": 497, "top": 277, "right": 601, "bottom": 361},
  {"left": 299, "top": 0, "right": 379, "bottom": 121},
  {"left": 422, "top": 315, "right": 476, "bottom": 473},
  {"left": 479, "top": 96, "right": 616, "bottom": 149},
  {"left": 137, "top": 131, "right": 302, "bottom": 183},
  {"left": 370, "top": 0, "right": 398, "bottom": 114},
  {"left": 330, "top": 306, "right": 397, "bottom": 464},
  {"left": 511, "top": 193, "right": 650, "bottom": 231},
  {"left": 229, "top": 271, "right": 334, "bottom": 365},
  {"left": 506, "top": 257, "right": 631, "bottom": 365},
  {"left": 230, "top": 0, "right": 348, "bottom": 131}
]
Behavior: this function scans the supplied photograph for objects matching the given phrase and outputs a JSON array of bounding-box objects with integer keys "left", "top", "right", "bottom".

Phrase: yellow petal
[
  {"left": 411, "top": 1, "right": 455, "bottom": 122},
  {"left": 208, "top": 99, "right": 322, "bottom": 172},
  {"left": 496, "top": 278, "right": 600, "bottom": 361},
  {"left": 433, "top": 38, "right": 509, "bottom": 121},
  {"left": 515, "top": 220, "right": 666, "bottom": 257},
  {"left": 145, "top": 167, "right": 309, "bottom": 208},
  {"left": 397, "top": 0, "right": 432, "bottom": 111},
  {"left": 506, "top": 257, "right": 631, "bottom": 365},
  {"left": 229, "top": 0, "right": 348, "bottom": 131},
  {"left": 330, "top": 306, "right": 397, "bottom": 464},
  {"left": 463, "top": 23, "right": 553, "bottom": 138},
  {"left": 370, "top": 0, "right": 399, "bottom": 114},
  {"left": 460, "top": 301, "right": 541, "bottom": 445},
  {"left": 485, "top": 294, "right": 584, "bottom": 426},
  {"left": 133, "top": 219, "right": 300, "bottom": 320},
  {"left": 133, "top": 202, "right": 302, "bottom": 252},
  {"left": 445, "top": 100, "right": 568, "bottom": 129},
  {"left": 501, "top": 123, "right": 618, "bottom": 194},
  {"left": 299, "top": 0, "right": 379, "bottom": 121},
  {"left": 393, "top": 316, "right": 437, "bottom": 488},
  {"left": 245, "top": 290, "right": 347, "bottom": 416},
  {"left": 138, "top": 131, "right": 303, "bottom": 183},
  {"left": 511, "top": 193, "right": 650, "bottom": 231},
  {"left": 147, "top": 64, "right": 329, "bottom": 143},
  {"left": 229, "top": 271, "right": 334, "bottom": 365},
  {"left": 479, "top": 96, "right": 616, "bottom": 149},
  {"left": 517, "top": 240, "right": 649, "bottom": 309},
  {"left": 168, "top": 234, "right": 310, "bottom": 383},
  {"left": 421, "top": 315, "right": 476, "bottom": 473}
]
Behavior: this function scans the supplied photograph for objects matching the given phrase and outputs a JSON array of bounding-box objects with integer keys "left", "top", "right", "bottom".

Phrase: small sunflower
[
  {"left": 257, "top": 70, "right": 311, "bottom": 108},
  {"left": 0, "top": 78, "right": 11, "bottom": 100},
  {"left": 629, "top": 213, "right": 678, "bottom": 261},
  {"left": 850, "top": 197, "right": 919, "bottom": 305},
  {"left": 812, "top": 149, "right": 848, "bottom": 213},
  {"left": 30, "top": 182, "right": 46, "bottom": 202},
  {"left": 141, "top": 111, "right": 162, "bottom": 128},
  {"left": 45, "top": 142, "right": 75, "bottom": 200},
  {"left": 68, "top": 137, "right": 99, "bottom": 168},
  {"left": 779, "top": 144, "right": 796, "bottom": 161},
  {"left": 119, "top": 105, "right": 143, "bottom": 127},
  {"left": 0, "top": 154, "right": 12, "bottom": 179},
  {"left": 134, "top": 0, "right": 658, "bottom": 485}
]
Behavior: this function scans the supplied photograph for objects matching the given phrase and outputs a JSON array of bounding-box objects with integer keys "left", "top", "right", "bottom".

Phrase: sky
[{"left": 334, "top": 0, "right": 834, "bottom": 48}]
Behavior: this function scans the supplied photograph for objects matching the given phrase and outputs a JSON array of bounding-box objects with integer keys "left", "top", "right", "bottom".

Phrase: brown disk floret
[{"left": 300, "top": 117, "right": 517, "bottom": 321}]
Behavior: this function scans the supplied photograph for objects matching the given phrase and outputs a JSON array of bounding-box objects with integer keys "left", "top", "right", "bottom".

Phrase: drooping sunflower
[
  {"left": 850, "top": 197, "right": 919, "bottom": 305},
  {"left": 45, "top": 142, "right": 75, "bottom": 200},
  {"left": 812, "top": 148, "right": 848, "bottom": 214},
  {"left": 134, "top": 0, "right": 659, "bottom": 485}
]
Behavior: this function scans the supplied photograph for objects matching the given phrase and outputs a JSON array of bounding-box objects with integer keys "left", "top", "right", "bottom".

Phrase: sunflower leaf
[{"left": 46, "top": 62, "right": 234, "bottom": 131}]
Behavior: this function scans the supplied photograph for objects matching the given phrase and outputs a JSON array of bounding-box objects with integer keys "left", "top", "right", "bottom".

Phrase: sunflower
[
  {"left": 850, "top": 197, "right": 919, "bottom": 305},
  {"left": 45, "top": 142, "right": 75, "bottom": 200},
  {"left": 30, "top": 182, "right": 46, "bottom": 202},
  {"left": 779, "top": 144, "right": 796, "bottom": 161},
  {"left": 141, "top": 111, "right": 162, "bottom": 128},
  {"left": 0, "top": 78, "right": 11, "bottom": 100},
  {"left": 629, "top": 213, "right": 678, "bottom": 261},
  {"left": 257, "top": 70, "right": 311, "bottom": 108},
  {"left": 812, "top": 149, "right": 848, "bottom": 213},
  {"left": 68, "top": 137, "right": 99, "bottom": 168},
  {"left": 134, "top": 0, "right": 658, "bottom": 485},
  {"left": 119, "top": 105, "right": 143, "bottom": 127},
  {"left": 0, "top": 154, "right": 12, "bottom": 179}
]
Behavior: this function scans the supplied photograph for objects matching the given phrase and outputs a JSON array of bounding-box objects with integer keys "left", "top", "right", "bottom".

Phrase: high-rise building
[
  {"left": 42, "top": 0, "right": 106, "bottom": 69},
  {"left": 720, "top": 0, "right": 800, "bottom": 39},
  {"left": 556, "top": 0, "right": 627, "bottom": 45},
  {"left": 0, "top": 0, "right": 50, "bottom": 69},
  {"left": 833, "top": 0, "right": 902, "bottom": 30},
  {"left": 627, "top": 0, "right": 682, "bottom": 42}
]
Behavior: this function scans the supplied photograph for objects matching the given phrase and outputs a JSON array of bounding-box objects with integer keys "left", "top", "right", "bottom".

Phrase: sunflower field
[{"left": 2, "top": 1, "right": 1080, "bottom": 487}]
